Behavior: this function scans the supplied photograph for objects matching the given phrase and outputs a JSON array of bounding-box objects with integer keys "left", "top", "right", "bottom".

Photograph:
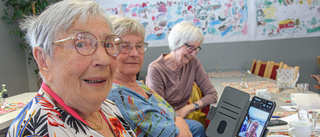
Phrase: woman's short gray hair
[
  {"left": 168, "top": 22, "right": 204, "bottom": 51},
  {"left": 113, "top": 17, "right": 145, "bottom": 39},
  {"left": 19, "top": 0, "right": 113, "bottom": 57}
]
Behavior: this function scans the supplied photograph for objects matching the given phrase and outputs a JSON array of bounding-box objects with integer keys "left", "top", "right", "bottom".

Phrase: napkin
[{"left": 290, "top": 93, "right": 320, "bottom": 110}]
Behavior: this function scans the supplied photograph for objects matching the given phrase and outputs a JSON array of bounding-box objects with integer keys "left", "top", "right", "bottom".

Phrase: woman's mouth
[{"left": 84, "top": 80, "right": 106, "bottom": 83}]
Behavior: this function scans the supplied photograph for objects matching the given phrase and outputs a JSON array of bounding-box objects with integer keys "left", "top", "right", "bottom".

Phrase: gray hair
[
  {"left": 113, "top": 17, "right": 145, "bottom": 39},
  {"left": 20, "top": 0, "right": 113, "bottom": 57},
  {"left": 168, "top": 22, "right": 204, "bottom": 51}
]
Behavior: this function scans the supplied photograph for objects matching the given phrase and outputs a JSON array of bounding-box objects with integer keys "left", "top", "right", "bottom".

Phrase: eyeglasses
[
  {"left": 185, "top": 43, "right": 202, "bottom": 54},
  {"left": 121, "top": 42, "right": 149, "bottom": 54},
  {"left": 53, "top": 32, "right": 123, "bottom": 57}
]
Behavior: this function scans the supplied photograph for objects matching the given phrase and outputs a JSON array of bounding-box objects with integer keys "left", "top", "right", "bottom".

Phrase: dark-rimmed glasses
[
  {"left": 53, "top": 32, "right": 123, "bottom": 57},
  {"left": 185, "top": 43, "right": 202, "bottom": 54},
  {"left": 121, "top": 42, "right": 149, "bottom": 54}
]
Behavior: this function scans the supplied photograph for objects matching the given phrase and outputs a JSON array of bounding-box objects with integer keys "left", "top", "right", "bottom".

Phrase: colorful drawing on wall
[
  {"left": 94, "top": 0, "right": 250, "bottom": 47},
  {"left": 252, "top": 0, "right": 320, "bottom": 40}
]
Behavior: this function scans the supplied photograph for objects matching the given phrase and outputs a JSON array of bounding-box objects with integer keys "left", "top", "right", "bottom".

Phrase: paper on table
[
  {"left": 280, "top": 105, "right": 299, "bottom": 111},
  {"left": 290, "top": 93, "right": 320, "bottom": 110},
  {"left": 280, "top": 113, "right": 299, "bottom": 122},
  {"left": 279, "top": 111, "right": 320, "bottom": 131}
]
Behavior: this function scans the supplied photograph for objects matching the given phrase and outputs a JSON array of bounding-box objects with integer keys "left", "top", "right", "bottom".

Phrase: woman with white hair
[
  {"left": 146, "top": 22, "right": 218, "bottom": 137},
  {"left": 7, "top": 0, "right": 135, "bottom": 136},
  {"left": 239, "top": 120, "right": 260, "bottom": 137},
  {"left": 108, "top": 17, "right": 192, "bottom": 137}
]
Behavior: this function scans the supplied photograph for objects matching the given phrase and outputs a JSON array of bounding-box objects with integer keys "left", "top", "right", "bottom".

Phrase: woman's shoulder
[
  {"left": 110, "top": 82, "right": 130, "bottom": 92},
  {"left": 149, "top": 54, "right": 166, "bottom": 67}
]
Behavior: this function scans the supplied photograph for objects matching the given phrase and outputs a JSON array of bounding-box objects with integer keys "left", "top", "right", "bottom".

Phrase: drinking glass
[
  {"left": 298, "top": 110, "right": 318, "bottom": 136},
  {"left": 0, "top": 97, "right": 5, "bottom": 109},
  {"left": 296, "top": 83, "right": 309, "bottom": 93},
  {"left": 308, "top": 111, "right": 318, "bottom": 135},
  {"left": 276, "top": 68, "right": 299, "bottom": 100},
  {"left": 255, "top": 89, "right": 271, "bottom": 100},
  {"left": 276, "top": 68, "right": 299, "bottom": 91}
]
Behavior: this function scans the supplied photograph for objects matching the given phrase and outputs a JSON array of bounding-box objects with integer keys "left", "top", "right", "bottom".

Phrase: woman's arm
[
  {"left": 175, "top": 100, "right": 204, "bottom": 118},
  {"left": 175, "top": 116, "right": 192, "bottom": 137},
  {"left": 108, "top": 86, "right": 181, "bottom": 137},
  {"left": 194, "top": 58, "right": 218, "bottom": 108}
]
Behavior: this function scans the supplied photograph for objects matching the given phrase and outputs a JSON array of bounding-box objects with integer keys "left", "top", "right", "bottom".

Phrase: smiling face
[
  {"left": 249, "top": 122, "right": 259, "bottom": 135},
  {"left": 115, "top": 34, "right": 144, "bottom": 77},
  {"left": 173, "top": 42, "right": 201, "bottom": 66},
  {"left": 41, "top": 16, "right": 117, "bottom": 113}
]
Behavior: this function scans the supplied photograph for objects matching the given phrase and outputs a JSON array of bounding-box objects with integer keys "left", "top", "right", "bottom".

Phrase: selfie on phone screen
[{"left": 237, "top": 97, "right": 275, "bottom": 137}]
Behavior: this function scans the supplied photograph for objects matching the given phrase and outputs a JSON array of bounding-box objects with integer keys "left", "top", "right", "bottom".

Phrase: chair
[
  {"left": 187, "top": 82, "right": 210, "bottom": 129},
  {"left": 250, "top": 59, "right": 257, "bottom": 74},
  {"left": 317, "top": 56, "right": 320, "bottom": 69},
  {"left": 283, "top": 64, "right": 300, "bottom": 70},
  {"left": 266, "top": 61, "right": 284, "bottom": 80},
  {"left": 254, "top": 60, "right": 271, "bottom": 77}
]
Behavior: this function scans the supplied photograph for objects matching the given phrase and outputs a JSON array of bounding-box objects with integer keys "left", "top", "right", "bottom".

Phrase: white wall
[{"left": 0, "top": 1, "right": 34, "bottom": 96}]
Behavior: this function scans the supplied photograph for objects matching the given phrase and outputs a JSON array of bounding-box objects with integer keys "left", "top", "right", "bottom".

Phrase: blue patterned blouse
[{"left": 108, "top": 81, "right": 180, "bottom": 137}]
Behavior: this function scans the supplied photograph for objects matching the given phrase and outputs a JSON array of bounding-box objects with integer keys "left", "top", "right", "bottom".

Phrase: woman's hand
[
  {"left": 175, "top": 104, "right": 194, "bottom": 118},
  {"left": 176, "top": 101, "right": 204, "bottom": 118},
  {"left": 175, "top": 116, "right": 192, "bottom": 137}
]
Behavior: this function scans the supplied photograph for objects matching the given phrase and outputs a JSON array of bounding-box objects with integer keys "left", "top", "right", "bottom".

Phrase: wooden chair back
[
  {"left": 266, "top": 61, "right": 284, "bottom": 80},
  {"left": 283, "top": 64, "right": 300, "bottom": 70},
  {"left": 250, "top": 59, "right": 257, "bottom": 74},
  {"left": 254, "top": 60, "right": 271, "bottom": 77}
]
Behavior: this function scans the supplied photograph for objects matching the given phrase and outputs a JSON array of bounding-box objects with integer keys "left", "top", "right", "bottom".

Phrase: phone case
[
  {"left": 206, "top": 86, "right": 273, "bottom": 137},
  {"left": 206, "top": 86, "right": 250, "bottom": 137}
]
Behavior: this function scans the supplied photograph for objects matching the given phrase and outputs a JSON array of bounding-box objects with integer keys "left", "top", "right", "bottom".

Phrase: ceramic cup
[{"left": 288, "top": 121, "right": 313, "bottom": 137}]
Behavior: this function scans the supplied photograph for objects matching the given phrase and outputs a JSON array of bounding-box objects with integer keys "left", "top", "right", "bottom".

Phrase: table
[
  {"left": 208, "top": 70, "right": 319, "bottom": 136},
  {"left": 209, "top": 71, "right": 291, "bottom": 112},
  {"left": 0, "top": 92, "right": 37, "bottom": 130}
]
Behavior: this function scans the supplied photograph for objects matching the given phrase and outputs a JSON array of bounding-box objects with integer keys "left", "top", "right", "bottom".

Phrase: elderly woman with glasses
[
  {"left": 239, "top": 120, "right": 260, "bottom": 137},
  {"left": 7, "top": 0, "right": 135, "bottom": 136},
  {"left": 107, "top": 17, "right": 193, "bottom": 137},
  {"left": 146, "top": 22, "right": 218, "bottom": 136}
]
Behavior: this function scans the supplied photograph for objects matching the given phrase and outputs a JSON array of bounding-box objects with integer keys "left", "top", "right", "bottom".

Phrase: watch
[{"left": 193, "top": 103, "right": 199, "bottom": 111}]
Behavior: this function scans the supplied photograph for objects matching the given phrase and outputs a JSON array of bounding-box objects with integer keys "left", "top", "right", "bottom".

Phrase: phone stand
[
  {"left": 206, "top": 86, "right": 250, "bottom": 137},
  {"left": 206, "top": 86, "right": 271, "bottom": 137}
]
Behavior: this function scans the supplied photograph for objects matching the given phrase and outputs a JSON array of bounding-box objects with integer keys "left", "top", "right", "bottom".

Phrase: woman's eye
[
  {"left": 122, "top": 44, "right": 129, "bottom": 49},
  {"left": 76, "top": 42, "right": 86, "bottom": 48},
  {"left": 105, "top": 43, "right": 113, "bottom": 48}
]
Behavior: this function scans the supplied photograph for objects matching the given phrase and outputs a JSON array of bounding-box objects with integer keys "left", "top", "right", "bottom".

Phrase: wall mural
[
  {"left": 95, "top": 0, "right": 249, "bottom": 46},
  {"left": 94, "top": 0, "right": 320, "bottom": 47},
  {"left": 253, "top": 0, "right": 320, "bottom": 40}
]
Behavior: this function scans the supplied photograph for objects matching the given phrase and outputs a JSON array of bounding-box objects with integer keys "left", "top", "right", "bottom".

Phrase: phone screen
[{"left": 237, "top": 96, "right": 275, "bottom": 137}]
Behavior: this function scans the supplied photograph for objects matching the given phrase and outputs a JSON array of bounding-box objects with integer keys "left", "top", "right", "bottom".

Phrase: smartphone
[
  {"left": 237, "top": 96, "right": 276, "bottom": 137},
  {"left": 268, "top": 120, "right": 287, "bottom": 127}
]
